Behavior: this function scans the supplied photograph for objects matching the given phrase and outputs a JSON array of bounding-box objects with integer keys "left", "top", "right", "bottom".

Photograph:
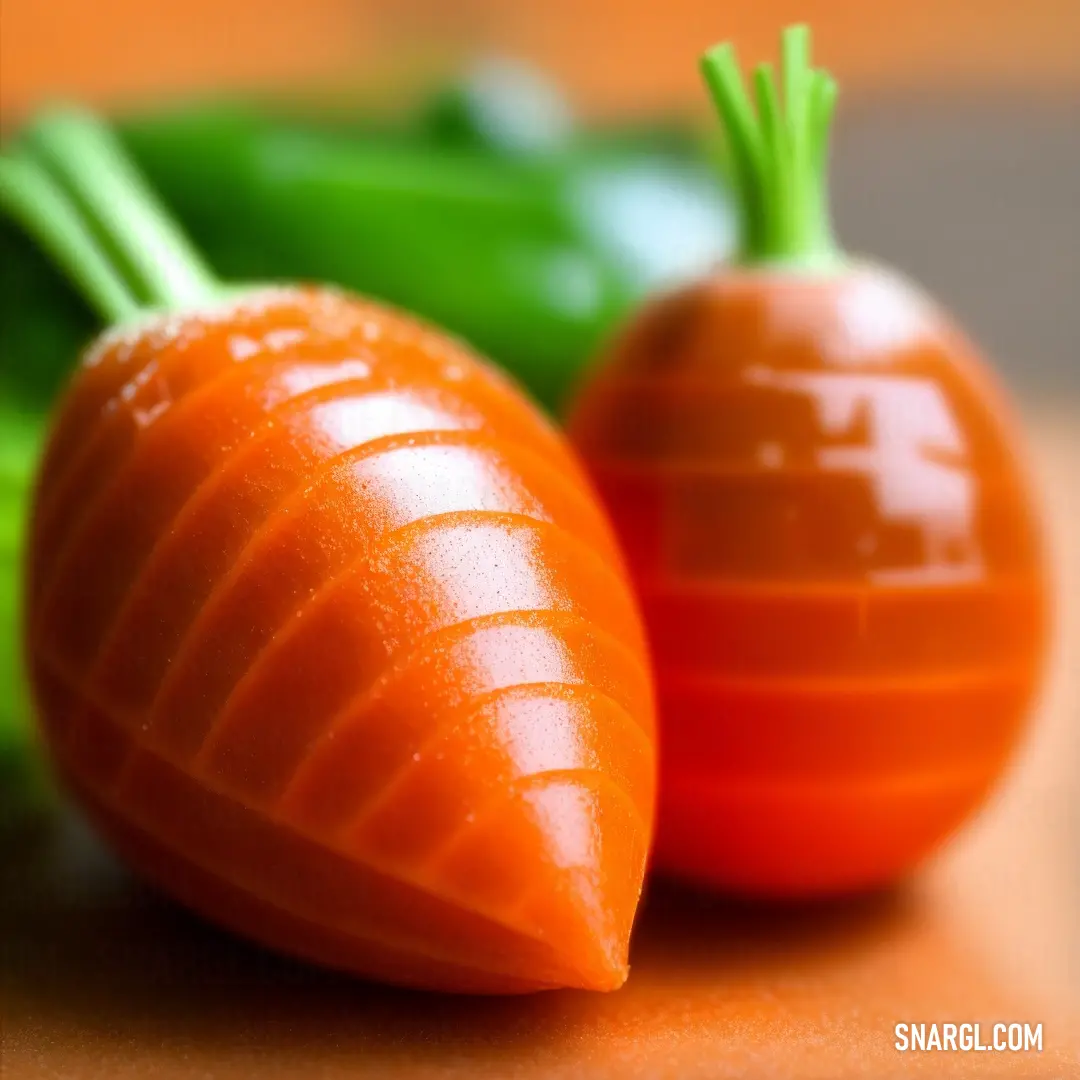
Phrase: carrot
[
  {"left": 566, "top": 26, "right": 1047, "bottom": 897},
  {"left": 1, "top": 109, "right": 655, "bottom": 992}
]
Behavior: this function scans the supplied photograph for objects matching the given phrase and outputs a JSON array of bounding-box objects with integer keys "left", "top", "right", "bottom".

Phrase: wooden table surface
[{"left": 2, "top": 404, "right": 1078, "bottom": 1080}]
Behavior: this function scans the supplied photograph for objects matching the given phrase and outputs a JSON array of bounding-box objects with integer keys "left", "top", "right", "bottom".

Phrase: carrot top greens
[
  {"left": 700, "top": 25, "right": 841, "bottom": 270},
  {"left": 0, "top": 108, "right": 219, "bottom": 324}
]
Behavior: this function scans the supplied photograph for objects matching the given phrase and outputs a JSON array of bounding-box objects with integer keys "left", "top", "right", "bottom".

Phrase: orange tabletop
[{"left": 3, "top": 403, "right": 1078, "bottom": 1080}]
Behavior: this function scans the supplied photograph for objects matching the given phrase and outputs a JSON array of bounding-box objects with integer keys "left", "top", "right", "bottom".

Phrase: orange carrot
[
  {"left": 567, "top": 26, "right": 1047, "bottom": 897},
  {"left": 3, "top": 109, "right": 655, "bottom": 992}
]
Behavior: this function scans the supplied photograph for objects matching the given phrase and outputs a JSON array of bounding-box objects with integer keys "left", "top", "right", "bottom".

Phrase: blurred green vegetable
[
  {"left": 118, "top": 110, "right": 732, "bottom": 410},
  {"left": 0, "top": 219, "right": 98, "bottom": 408},
  {"left": 0, "top": 406, "right": 36, "bottom": 719},
  {"left": 2, "top": 62, "right": 733, "bottom": 414},
  {"left": 0, "top": 400, "right": 48, "bottom": 816}
]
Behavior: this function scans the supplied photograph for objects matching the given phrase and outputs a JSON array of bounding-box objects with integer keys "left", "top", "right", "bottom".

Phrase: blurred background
[{"left": 4, "top": 0, "right": 1080, "bottom": 109}]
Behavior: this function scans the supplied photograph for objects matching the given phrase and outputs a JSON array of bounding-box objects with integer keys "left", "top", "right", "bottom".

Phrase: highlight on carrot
[
  {"left": 566, "top": 26, "right": 1048, "bottom": 897},
  {"left": 1, "top": 108, "right": 656, "bottom": 993}
]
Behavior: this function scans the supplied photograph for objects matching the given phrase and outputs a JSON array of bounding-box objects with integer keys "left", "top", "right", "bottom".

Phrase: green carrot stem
[
  {"left": 0, "top": 154, "right": 140, "bottom": 324},
  {"left": 17, "top": 107, "right": 220, "bottom": 313},
  {"left": 700, "top": 24, "right": 842, "bottom": 269}
]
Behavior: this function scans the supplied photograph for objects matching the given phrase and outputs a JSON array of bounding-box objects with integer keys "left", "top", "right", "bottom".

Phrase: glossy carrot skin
[
  {"left": 568, "top": 265, "right": 1047, "bottom": 897},
  {"left": 26, "top": 287, "right": 655, "bottom": 993}
]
